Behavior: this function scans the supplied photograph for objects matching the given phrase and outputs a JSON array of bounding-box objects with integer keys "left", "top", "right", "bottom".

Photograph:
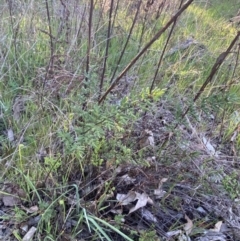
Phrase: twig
[
  {"left": 99, "top": 0, "right": 114, "bottom": 100},
  {"left": 181, "top": 31, "right": 240, "bottom": 121},
  {"left": 150, "top": 0, "right": 185, "bottom": 93},
  {"left": 86, "top": 0, "right": 94, "bottom": 82},
  {"left": 110, "top": 0, "right": 142, "bottom": 84},
  {"left": 98, "top": 0, "right": 194, "bottom": 104}
]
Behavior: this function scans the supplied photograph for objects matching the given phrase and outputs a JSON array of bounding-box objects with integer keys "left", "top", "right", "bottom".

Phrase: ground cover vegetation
[{"left": 0, "top": 0, "right": 240, "bottom": 240}]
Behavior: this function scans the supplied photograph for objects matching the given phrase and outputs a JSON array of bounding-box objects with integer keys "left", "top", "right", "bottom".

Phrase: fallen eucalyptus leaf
[
  {"left": 184, "top": 214, "right": 193, "bottom": 235},
  {"left": 154, "top": 177, "right": 168, "bottom": 199},
  {"left": 210, "top": 221, "right": 222, "bottom": 232},
  {"left": 116, "top": 191, "right": 137, "bottom": 205},
  {"left": 129, "top": 193, "right": 151, "bottom": 214}
]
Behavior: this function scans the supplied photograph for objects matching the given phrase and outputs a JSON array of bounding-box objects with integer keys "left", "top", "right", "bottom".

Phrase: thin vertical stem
[
  {"left": 180, "top": 31, "right": 240, "bottom": 121},
  {"left": 99, "top": 0, "right": 114, "bottom": 99},
  {"left": 150, "top": 0, "right": 184, "bottom": 93},
  {"left": 45, "top": 0, "right": 54, "bottom": 63},
  {"left": 86, "top": 0, "right": 94, "bottom": 81},
  {"left": 110, "top": 0, "right": 142, "bottom": 83},
  {"left": 99, "top": 0, "right": 194, "bottom": 104}
]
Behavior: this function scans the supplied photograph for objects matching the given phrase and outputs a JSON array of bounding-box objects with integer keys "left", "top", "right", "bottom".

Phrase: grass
[{"left": 0, "top": 0, "right": 240, "bottom": 240}]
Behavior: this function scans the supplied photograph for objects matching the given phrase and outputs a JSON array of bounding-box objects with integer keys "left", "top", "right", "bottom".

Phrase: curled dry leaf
[
  {"left": 129, "top": 192, "right": 153, "bottom": 214},
  {"left": 116, "top": 191, "right": 153, "bottom": 214},
  {"left": 210, "top": 221, "right": 222, "bottom": 232},
  {"left": 158, "top": 177, "right": 168, "bottom": 189},
  {"left": 154, "top": 177, "right": 168, "bottom": 199},
  {"left": 21, "top": 205, "right": 39, "bottom": 214},
  {"left": 184, "top": 214, "right": 193, "bottom": 235},
  {"left": 116, "top": 191, "right": 137, "bottom": 205}
]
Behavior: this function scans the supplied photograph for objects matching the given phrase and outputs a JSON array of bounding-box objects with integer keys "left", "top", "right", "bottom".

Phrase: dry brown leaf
[
  {"left": 154, "top": 177, "right": 168, "bottom": 199},
  {"left": 116, "top": 191, "right": 137, "bottom": 205},
  {"left": 184, "top": 214, "right": 193, "bottom": 235},
  {"left": 158, "top": 177, "right": 168, "bottom": 189},
  {"left": 147, "top": 196, "right": 154, "bottom": 205},
  {"left": 129, "top": 193, "right": 151, "bottom": 214},
  {"left": 21, "top": 205, "right": 39, "bottom": 214},
  {"left": 117, "top": 191, "right": 153, "bottom": 213},
  {"left": 210, "top": 221, "right": 223, "bottom": 232}
]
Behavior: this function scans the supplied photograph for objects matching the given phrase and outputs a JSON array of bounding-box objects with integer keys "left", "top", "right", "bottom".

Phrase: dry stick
[
  {"left": 155, "top": 0, "right": 166, "bottom": 20},
  {"left": 150, "top": 0, "right": 167, "bottom": 36},
  {"left": 99, "top": 0, "right": 114, "bottom": 100},
  {"left": 110, "top": 0, "right": 142, "bottom": 84},
  {"left": 86, "top": 0, "right": 94, "bottom": 82},
  {"left": 98, "top": 0, "right": 194, "bottom": 104},
  {"left": 45, "top": 0, "right": 54, "bottom": 64},
  {"left": 229, "top": 42, "right": 240, "bottom": 88},
  {"left": 40, "top": 0, "right": 55, "bottom": 109},
  {"left": 180, "top": 31, "right": 240, "bottom": 121},
  {"left": 150, "top": 0, "right": 185, "bottom": 93},
  {"left": 38, "top": 28, "right": 56, "bottom": 40},
  {"left": 59, "top": 0, "right": 70, "bottom": 44},
  {"left": 82, "top": 0, "right": 94, "bottom": 110}
]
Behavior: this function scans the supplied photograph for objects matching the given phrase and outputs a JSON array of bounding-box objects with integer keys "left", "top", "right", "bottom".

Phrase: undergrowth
[{"left": 0, "top": 0, "right": 240, "bottom": 240}]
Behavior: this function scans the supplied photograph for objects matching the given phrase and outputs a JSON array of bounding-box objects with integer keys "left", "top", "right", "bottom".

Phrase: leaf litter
[
  {"left": 2, "top": 95, "right": 240, "bottom": 241},
  {"left": 2, "top": 47, "right": 240, "bottom": 241}
]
